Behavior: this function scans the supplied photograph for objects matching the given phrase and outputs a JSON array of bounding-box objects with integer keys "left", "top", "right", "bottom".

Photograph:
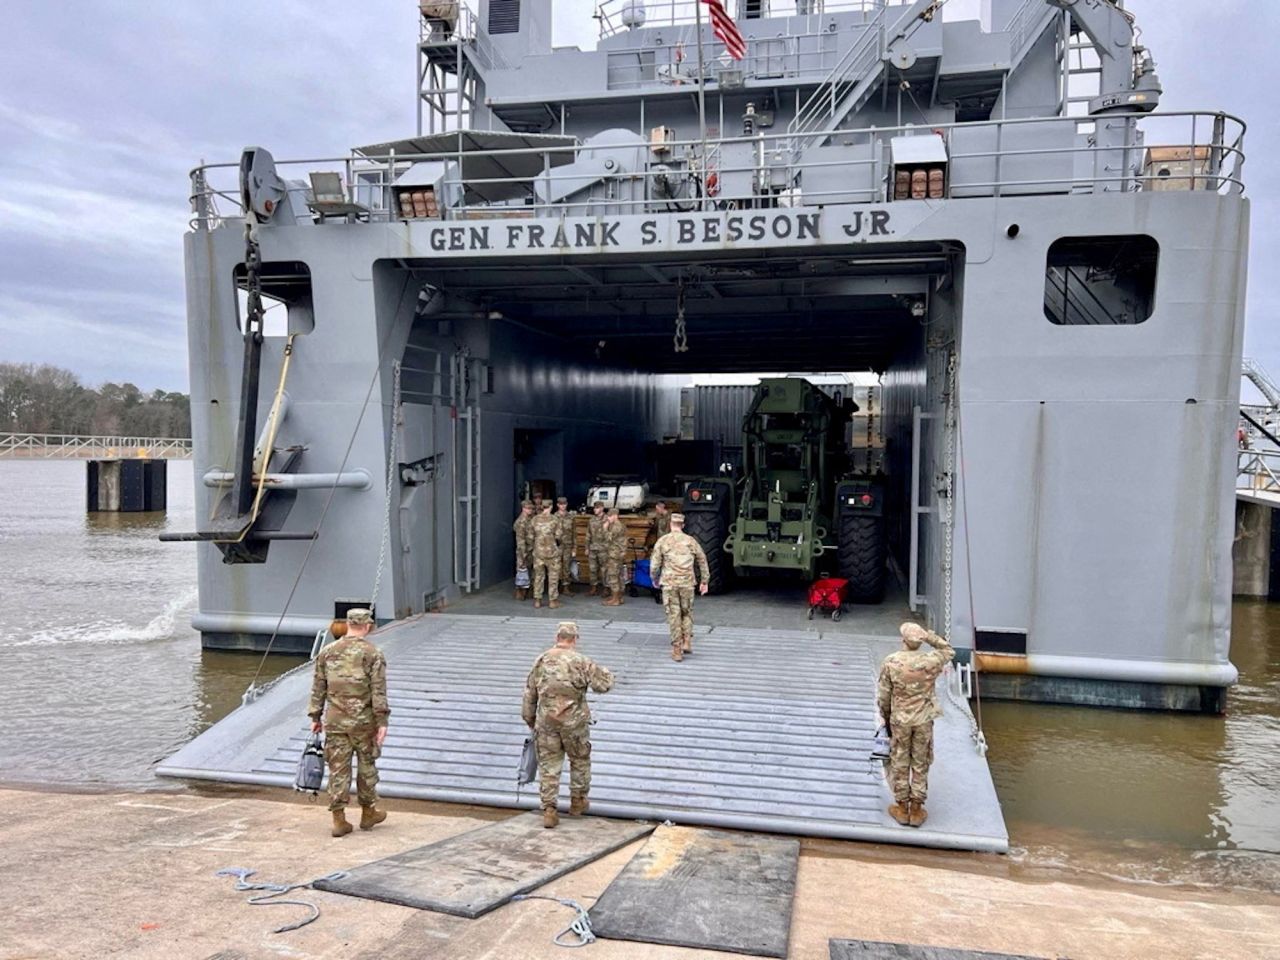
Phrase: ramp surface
[
  {"left": 313, "top": 812, "right": 652, "bottom": 917},
  {"left": 830, "top": 941, "right": 1045, "bottom": 960},
  {"left": 158, "top": 613, "right": 1007, "bottom": 852},
  {"left": 589, "top": 825, "right": 799, "bottom": 958}
]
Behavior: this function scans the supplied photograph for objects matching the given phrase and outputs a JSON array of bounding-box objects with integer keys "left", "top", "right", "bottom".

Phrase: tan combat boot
[
  {"left": 562, "top": 582, "right": 574, "bottom": 596},
  {"left": 682, "top": 635, "right": 693, "bottom": 656},
  {"left": 514, "top": 587, "right": 522, "bottom": 600},
  {"left": 360, "top": 805, "right": 387, "bottom": 830},
  {"left": 887, "top": 802, "right": 911, "bottom": 826},
  {"left": 613, "top": 588, "right": 625, "bottom": 606},
  {"left": 909, "top": 801, "right": 928, "bottom": 828},
  {"left": 549, "top": 599, "right": 561, "bottom": 609},
  {"left": 543, "top": 807, "right": 560, "bottom": 829},
  {"left": 569, "top": 794, "right": 589, "bottom": 816},
  {"left": 331, "top": 809, "right": 354, "bottom": 837},
  {"left": 588, "top": 584, "right": 599, "bottom": 596},
  {"left": 534, "top": 599, "right": 542, "bottom": 609},
  {"left": 602, "top": 590, "right": 618, "bottom": 607},
  {"left": 671, "top": 644, "right": 683, "bottom": 662}
]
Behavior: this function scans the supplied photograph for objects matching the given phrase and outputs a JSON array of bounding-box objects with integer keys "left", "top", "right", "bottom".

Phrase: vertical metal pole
[
  {"left": 695, "top": 0, "right": 711, "bottom": 210},
  {"left": 909, "top": 405, "right": 922, "bottom": 610}
]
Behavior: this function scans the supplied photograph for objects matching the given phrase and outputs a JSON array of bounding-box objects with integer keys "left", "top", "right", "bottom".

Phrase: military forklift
[{"left": 682, "top": 377, "right": 887, "bottom": 602}]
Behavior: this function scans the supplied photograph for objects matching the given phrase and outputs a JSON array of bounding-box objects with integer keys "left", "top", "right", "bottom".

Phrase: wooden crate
[{"left": 568, "top": 506, "right": 680, "bottom": 580}]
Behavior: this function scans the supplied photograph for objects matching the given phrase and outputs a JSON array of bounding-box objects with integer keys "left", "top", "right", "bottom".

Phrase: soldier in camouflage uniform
[
  {"left": 531, "top": 501, "right": 562, "bottom": 609},
  {"left": 555, "top": 496, "right": 576, "bottom": 595},
  {"left": 521, "top": 621, "right": 615, "bottom": 828},
  {"left": 307, "top": 608, "right": 390, "bottom": 837},
  {"left": 586, "top": 502, "right": 607, "bottom": 596},
  {"left": 876, "top": 622, "right": 955, "bottom": 828},
  {"left": 513, "top": 500, "right": 534, "bottom": 600},
  {"left": 649, "top": 513, "right": 710, "bottom": 662},
  {"left": 601, "top": 508, "right": 628, "bottom": 607},
  {"left": 648, "top": 500, "right": 672, "bottom": 546}
]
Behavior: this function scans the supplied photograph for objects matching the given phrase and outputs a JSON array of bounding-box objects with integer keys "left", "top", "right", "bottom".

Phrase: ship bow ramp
[{"left": 159, "top": 613, "right": 1008, "bottom": 853}]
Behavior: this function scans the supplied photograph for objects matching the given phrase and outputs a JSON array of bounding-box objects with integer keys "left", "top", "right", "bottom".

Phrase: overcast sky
[{"left": 0, "top": 0, "right": 1275, "bottom": 393}]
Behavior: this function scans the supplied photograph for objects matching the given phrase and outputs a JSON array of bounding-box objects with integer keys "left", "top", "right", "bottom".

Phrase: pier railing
[
  {"left": 1238, "top": 448, "right": 1280, "bottom": 493},
  {"left": 188, "top": 109, "right": 1245, "bottom": 228},
  {"left": 0, "top": 433, "right": 193, "bottom": 460}
]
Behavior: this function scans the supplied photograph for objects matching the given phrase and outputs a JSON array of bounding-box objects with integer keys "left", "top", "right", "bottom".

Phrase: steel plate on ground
[
  {"left": 313, "top": 812, "right": 653, "bottom": 918},
  {"left": 589, "top": 825, "right": 800, "bottom": 958},
  {"left": 830, "top": 941, "right": 1046, "bottom": 959}
]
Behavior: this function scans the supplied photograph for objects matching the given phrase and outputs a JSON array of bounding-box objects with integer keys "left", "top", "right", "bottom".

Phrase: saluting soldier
[
  {"left": 649, "top": 513, "right": 710, "bottom": 662},
  {"left": 307, "top": 608, "right": 389, "bottom": 837},
  {"left": 522, "top": 621, "right": 615, "bottom": 828},
  {"left": 601, "top": 508, "right": 628, "bottom": 607},
  {"left": 876, "top": 623, "right": 955, "bottom": 828},
  {"left": 555, "top": 496, "right": 576, "bottom": 595},
  {"left": 531, "top": 501, "right": 562, "bottom": 609},
  {"left": 512, "top": 500, "right": 535, "bottom": 600},
  {"left": 586, "top": 502, "right": 608, "bottom": 596}
]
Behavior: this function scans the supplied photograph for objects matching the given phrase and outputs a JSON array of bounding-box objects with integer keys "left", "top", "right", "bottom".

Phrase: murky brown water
[{"left": 1, "top": 460, "right": 1276, "bottom": 890}]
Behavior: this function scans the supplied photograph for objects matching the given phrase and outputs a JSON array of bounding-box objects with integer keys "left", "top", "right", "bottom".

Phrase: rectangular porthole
[{"left": 1043, "top": 235, "right": 1158, "bottom": 325}]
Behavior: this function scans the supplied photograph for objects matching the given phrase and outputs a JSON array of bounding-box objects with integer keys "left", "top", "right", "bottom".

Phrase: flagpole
[{"left": 694, "top": 0, "right": 710, "bottom": 210}]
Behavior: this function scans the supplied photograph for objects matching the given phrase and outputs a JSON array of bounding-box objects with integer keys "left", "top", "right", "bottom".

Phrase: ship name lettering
[{"left": 843, "top": 210, "right": 892, "bottom": 238}]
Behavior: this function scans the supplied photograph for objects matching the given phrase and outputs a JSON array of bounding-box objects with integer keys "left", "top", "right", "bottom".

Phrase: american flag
[{"left": 700, "top": 0, "right": 747, "bottom": 61}]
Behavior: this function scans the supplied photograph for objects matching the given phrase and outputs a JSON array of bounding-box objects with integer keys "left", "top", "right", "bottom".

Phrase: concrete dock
[{"left": 2, "top": 786, "right": 1276, "bottom": 960}]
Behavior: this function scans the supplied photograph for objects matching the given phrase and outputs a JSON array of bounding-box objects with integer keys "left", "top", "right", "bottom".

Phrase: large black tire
[
  {"left": 683, "top": 509, "right": 730, "bottom": 595},
  {"left": 838, "top": 513, "right": 886, "bottom": 603}
]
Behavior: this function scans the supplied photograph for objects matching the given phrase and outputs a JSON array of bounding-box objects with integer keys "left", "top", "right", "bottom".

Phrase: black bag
[
  {"left": 517, "top": 736, "right": 538, "bottom": 786},
  {"left": 295, "top": 733, "right": 325, "bottom": 794}
]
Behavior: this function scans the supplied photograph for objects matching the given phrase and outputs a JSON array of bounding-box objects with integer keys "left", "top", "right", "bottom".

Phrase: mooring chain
[
  {"left": 673, "top": 280, "right": 689, "bottom": 354},
  {"left": 370, "top": 360, "right": 403, "bottom": 612},
  {"left": 243, "top": 222, "right": 265, "bottom": 341}
]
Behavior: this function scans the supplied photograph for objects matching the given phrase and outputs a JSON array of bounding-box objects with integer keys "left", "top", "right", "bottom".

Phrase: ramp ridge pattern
[{"left": 157, "top": 614, "right": 1007, "bottom": 852}]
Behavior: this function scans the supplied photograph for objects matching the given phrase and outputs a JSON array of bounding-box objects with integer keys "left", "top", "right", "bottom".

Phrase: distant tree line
[{"left": 0, "top": 363, "right": 191, "bottom": 438}]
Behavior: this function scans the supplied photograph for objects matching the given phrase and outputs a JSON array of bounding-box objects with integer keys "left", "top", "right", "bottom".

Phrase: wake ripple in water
[{"left": 6, "top": 587, "right": 199, "bottom": 647}]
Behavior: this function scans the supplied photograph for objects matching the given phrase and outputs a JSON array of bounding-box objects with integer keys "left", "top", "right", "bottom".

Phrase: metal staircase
[{"left": 788, "top": 0, "right": 942, "bottom": 155}]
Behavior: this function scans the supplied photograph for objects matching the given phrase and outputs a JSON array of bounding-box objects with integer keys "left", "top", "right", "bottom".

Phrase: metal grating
[
  {"left": 487, "top": 0, "right": 520, "bottom": 35},
  {"left": 158, "top": 614, "right": 1007, "bottom": 852}
]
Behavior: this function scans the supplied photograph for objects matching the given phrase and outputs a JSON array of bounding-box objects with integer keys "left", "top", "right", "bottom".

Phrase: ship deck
[{"left": 158, "top": 588, "right": 1007, "bottom": 853}]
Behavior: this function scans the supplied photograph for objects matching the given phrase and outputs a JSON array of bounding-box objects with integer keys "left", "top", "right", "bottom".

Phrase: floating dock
[{"left": 158, "top": 608, "right": 1007, "bottom": 853}]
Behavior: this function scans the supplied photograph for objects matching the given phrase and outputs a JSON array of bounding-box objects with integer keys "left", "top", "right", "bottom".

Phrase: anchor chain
[
  {"left": 370, "top": 360, "right": 403, "bottom": 614},
  {"left": 673, "top": 280, "right": 689, "bottom": 353}
]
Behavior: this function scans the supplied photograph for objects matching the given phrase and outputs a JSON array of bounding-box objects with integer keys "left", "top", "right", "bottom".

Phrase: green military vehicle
[{"left": 682, "top": 377, "right": 887, "bottom": 602}]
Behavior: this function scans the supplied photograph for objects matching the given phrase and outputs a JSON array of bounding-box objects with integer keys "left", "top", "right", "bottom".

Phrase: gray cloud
[{"left": 0, "top": 0, "right": 1275, "bottom": 394}]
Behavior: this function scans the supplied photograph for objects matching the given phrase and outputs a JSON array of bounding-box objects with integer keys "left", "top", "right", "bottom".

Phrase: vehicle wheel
[
  {"left": 838, "top": 514, "right": 886, "bottom": 603},
  {"left": 832, "top": 607, "right": 843, "bottom": 622},
  {"left": 684, "top": 509, "right": 729, "bottom": 595},
  {"left": 807, "top": 607, "right": 815, "bottom": 620}
]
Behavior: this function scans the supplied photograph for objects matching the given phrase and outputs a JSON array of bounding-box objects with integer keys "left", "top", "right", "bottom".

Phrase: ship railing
[
  {"left": 418, "top": 3, "right": 510, "bottom": 72},
  {"left": 1238, "top": 448, "right": 1280, "bottom": 494},
  {"left": 596, "top": 0, "right": 906, "bottom": 40},
  {"left": 603, "top": 25, "right": 848, "bottom": 89},
  {"left": 0, "top": 433, "right": 193, "bottom": 460},
  {"left": 187, "top": 110, "right": 1245, "bottom": 229}
]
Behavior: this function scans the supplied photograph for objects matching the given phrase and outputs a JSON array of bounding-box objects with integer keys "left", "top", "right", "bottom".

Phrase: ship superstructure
[{"left": 171, "top": 0, "right": 1248, "bottom": 713}]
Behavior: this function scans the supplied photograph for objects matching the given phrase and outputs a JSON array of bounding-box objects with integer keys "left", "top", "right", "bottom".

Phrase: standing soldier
[
  {"left": 586, "top": 502, "right": 607, "bottom": 596},
  {"left": 531, "top": 501, "right": 562, "bottom": 609},
  {"left": 522, "top": 621, "right": 614, "bottom": 828},
  {"left": 307, "top": 608, "right": 389, "bottom": 837},
  {"left": 649, "top": 500, "right": 672, "bottom": 545},
  {"left": 649, "top": 513, "right": 710, "bottom": 662},
  {"left": 513, "top": 500, "right": 534, "bottom": 600},
  {"left": 876, "top": 622, "right": 955, "bottom": 828},
  {"left": 555, "top": 496, "right": 576, "bottom": 595},
  {"left": 601, "top": 508, "right": 628, "bottom": 607}
]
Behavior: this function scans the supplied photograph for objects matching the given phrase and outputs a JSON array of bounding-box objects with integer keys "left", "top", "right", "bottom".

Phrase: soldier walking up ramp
[{"left": 158, "top": 614, "right": 1007, "bottom": 853}]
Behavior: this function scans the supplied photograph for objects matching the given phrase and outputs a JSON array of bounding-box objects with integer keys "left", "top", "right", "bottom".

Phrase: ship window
[
  {"left": 488, "top": 0, "right": 520, "bottom": 35},
  {"left": 233, "top": 260, "right": 315, "bottom": 337},
  {"left": 1044, "top": 235, "right": 1158, "bottom": 325}
]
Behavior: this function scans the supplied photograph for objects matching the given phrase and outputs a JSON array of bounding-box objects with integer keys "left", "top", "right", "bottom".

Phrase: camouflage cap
[
  {"left": 607, "top": 508, "right": 620, "bottom": 517},
  {"left": 899, "top": 622, "right": 926, "bottom": 648},
  {"left": 556, "top": 620, "right": 579, "bottom": 638},
  {"left": 346, "top": 607, "right": 374, "bottom": 625},
  {"left": 670, "top": 512, "right": 686, "bottom": 524},
  {"left": 557, "top": 496, "right": 568, "bottom": 504},
  {"left": 521, "top": 499, "right": 534, "bottom": 508}
]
